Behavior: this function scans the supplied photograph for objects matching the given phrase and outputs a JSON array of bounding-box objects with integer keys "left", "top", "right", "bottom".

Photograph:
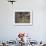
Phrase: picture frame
[{"left": 14, "top": 10, "right": 33, "bottom": 26}]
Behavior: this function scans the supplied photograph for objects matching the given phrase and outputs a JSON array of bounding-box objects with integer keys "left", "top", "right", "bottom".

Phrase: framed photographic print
[{"left": 14, "top": 10, "right": 32, "bottom": 26}]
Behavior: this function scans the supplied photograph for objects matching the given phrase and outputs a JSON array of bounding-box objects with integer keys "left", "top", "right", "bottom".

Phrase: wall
[{"left": 0, "top": 0, "right": 46, "bottom": 42}]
